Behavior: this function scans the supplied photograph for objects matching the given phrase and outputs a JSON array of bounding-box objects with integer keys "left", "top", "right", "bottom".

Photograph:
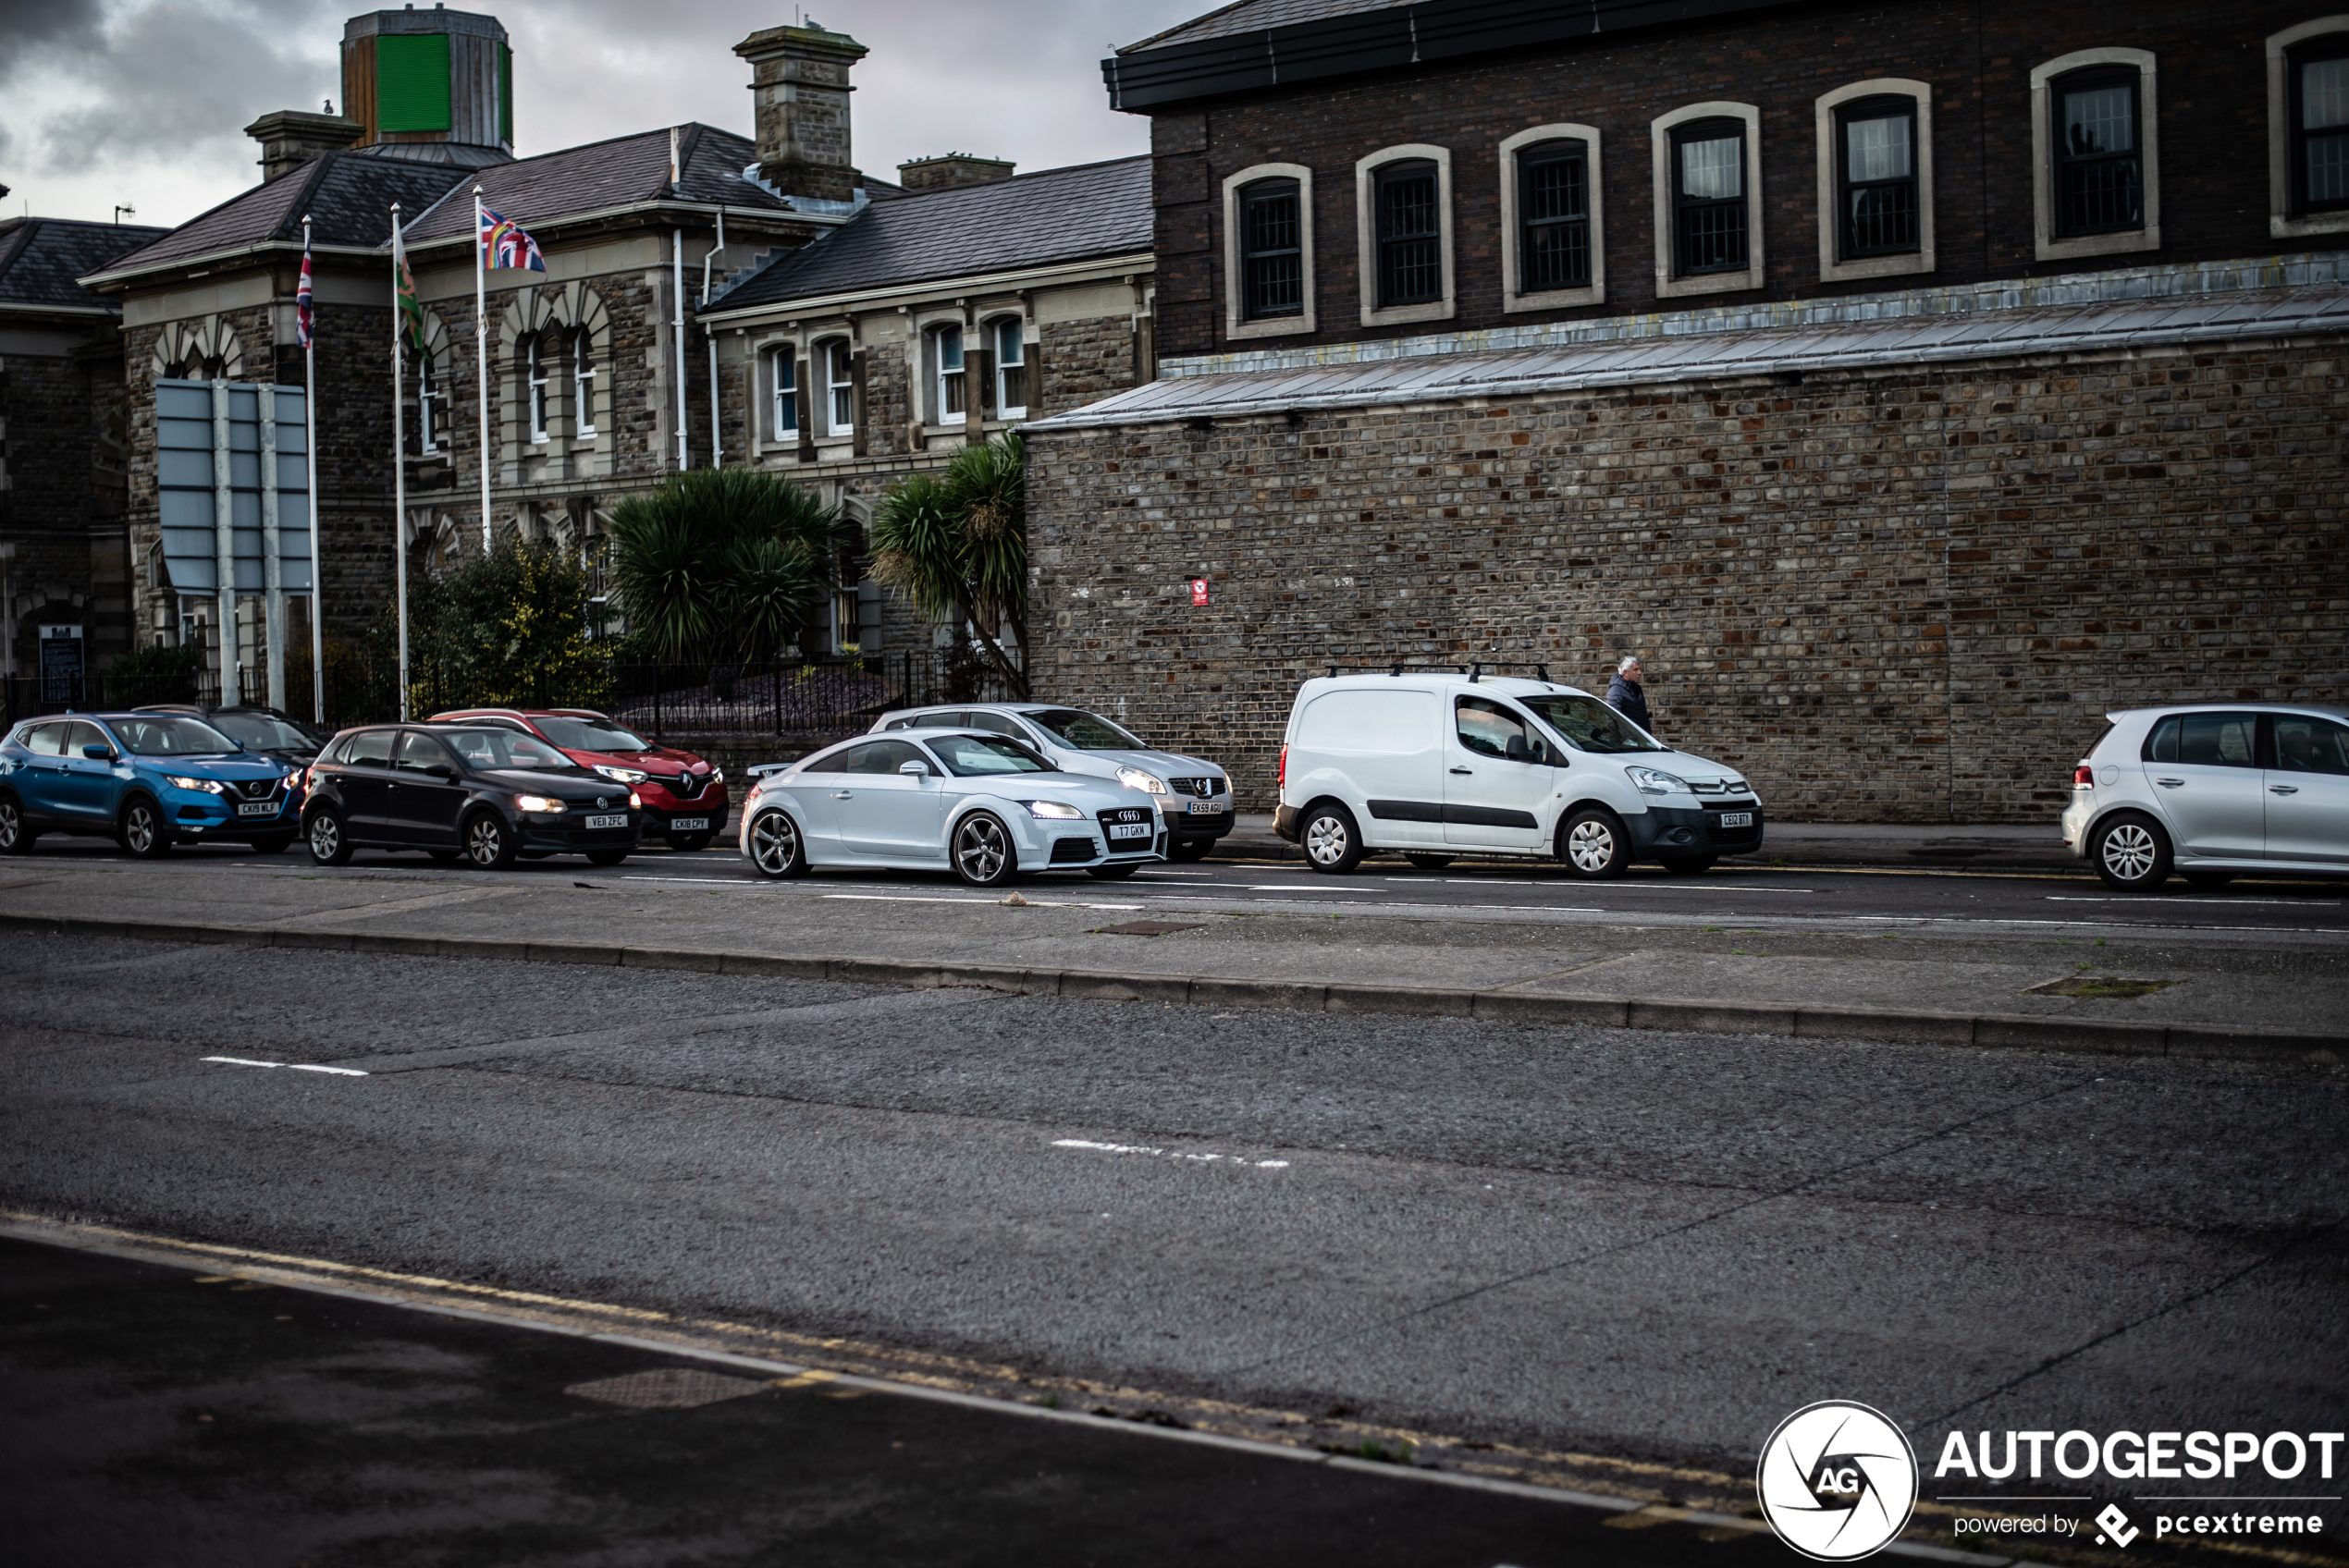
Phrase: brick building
[
  {"left": 74, "top": 10, "right": 905, "bottom": 700},
  {"left": 695, "top": 154, "right": 1154, "bottom": 655},
  {"left": 0, "top": 216, "right": 169, "bottom": 677},
  {"left": 1023, "top": 0, "right": 2349, "bottom": 821}
]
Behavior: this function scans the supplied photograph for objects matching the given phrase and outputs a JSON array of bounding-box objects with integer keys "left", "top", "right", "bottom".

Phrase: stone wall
[{"left": 1024, "top": 336, "right": 2349, "bottom": 822}]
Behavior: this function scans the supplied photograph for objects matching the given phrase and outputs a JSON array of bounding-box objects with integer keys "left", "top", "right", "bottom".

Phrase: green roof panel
[{"left": 376, "top": 33, "right": 452, "bottom": 134}]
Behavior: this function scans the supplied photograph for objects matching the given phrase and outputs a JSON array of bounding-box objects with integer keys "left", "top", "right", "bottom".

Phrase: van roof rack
[{"left": 1319, "top": 662, "right": 1556, "bottom": 683}]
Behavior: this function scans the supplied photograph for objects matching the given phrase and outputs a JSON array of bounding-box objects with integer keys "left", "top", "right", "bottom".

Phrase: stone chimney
[
  {"left": 245, "top": 108, "right": 365, "bottom": 183},
  {"left": 896, "top": 153, "right": 1015, "bottom": 192},
  {"left": 734, "top": 20, "right": 868, "bottom": 203}
]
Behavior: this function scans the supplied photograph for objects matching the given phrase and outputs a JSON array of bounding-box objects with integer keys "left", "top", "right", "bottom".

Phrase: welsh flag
[{"left": 393, "top": 224, "right": 425, "bottom": 358}]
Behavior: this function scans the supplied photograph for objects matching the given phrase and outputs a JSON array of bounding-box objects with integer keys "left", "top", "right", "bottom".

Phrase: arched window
[
  {"left": 931, "top": 325, "right": 965, "bottom": 422},
  {"left": 1650, "top": 102, "right": 1763, "bottom": 298},
  {"left": 525, "top": 335, "right": 550, "bottom": 444},
  {"left": 1353, "top": 143, "right": 1455, "bottom": 326},
  {"left": 822, "top": 339, "right": 855, "bottom": 437},
  {"left": 2271, "top": 20, "right": 2349, "bottom": 235},
  {"left": 1519, "top": 140, "right": 1591, "bottom": 291},
  {"left": 769, "top": 346, "right": 798, "bottom": 440},
  {"left": 573, "top": 332, "right": 597, "bottom": 437},
  {"left": 1240, "top": 178, "right": 1303, "bottom": 320},
  {"left": 2029, "top": 48, "right": 2158, "bottom": 261},
  {"left": 1814, "top": 80, "right": 1934, "bottom": 282},
  {"left": 991, "top": 319, "right": 1027, "bottom": 419}
]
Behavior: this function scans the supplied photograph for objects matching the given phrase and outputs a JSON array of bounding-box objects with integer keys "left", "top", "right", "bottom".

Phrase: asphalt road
[
  {"left": 4, "top": 929, "right": 2343, "bottom": 1561},
  {"left": 13, "top": 832, "right": 2349, "bottom": 945}
]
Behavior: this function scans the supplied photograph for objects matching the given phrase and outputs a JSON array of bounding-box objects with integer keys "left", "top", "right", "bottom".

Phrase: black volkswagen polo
[{"left": 301, "top": 723, "right": 643, "bottom": 869}]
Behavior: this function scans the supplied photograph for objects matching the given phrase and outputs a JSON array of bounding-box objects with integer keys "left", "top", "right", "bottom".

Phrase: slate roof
[
  {"left": 1025, "top": 286, "right": 2349, "bottom": 431},
  {"left": 400, "top": 123, "right": 790, "bottom": 248},
  {"left": 1122, "top": 0, "right": 1406, "bottom": 51},
  {"left": 88, "top": 153, "right": 468, "bottom": 279},
  {"left": 0, "top": 218, "right": 171, "bottom": 311},
  {"left": 707, "top": 156, "right": 1153, "bottom": 313}
]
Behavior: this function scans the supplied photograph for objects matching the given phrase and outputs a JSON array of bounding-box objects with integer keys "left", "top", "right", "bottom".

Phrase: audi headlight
[
  {"left": 1115, "top": 766, "right": 1168, "bottom": 795},
  {"left": 166, "top": 775, "right": 226, "bottom": 794},
  {"left": 1626, "top": 767, "right": 1688, "bottom": 796},
  {"left": 594, "top": 765, "right": 648, "bottom": 784},
  {"left": 1025, "top": 800, "right": 1084, "bottom": 819},
  {"left": 514, "top": 793, "right": 566, "bottom": 814}
]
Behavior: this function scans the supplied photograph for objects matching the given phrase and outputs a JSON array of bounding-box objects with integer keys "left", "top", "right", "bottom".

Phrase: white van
[{"left": 1273, "top": 670, "right": 1764, "bottom": 876}]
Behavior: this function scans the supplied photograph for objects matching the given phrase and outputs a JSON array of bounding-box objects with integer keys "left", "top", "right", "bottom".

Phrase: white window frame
[
  {"left": 990, "top": 317, "right": 1027, "bottom": 420},
  {"left": 768, "top": 344, "right": 798, "bottom": 441},
  {"left": 1221, "top": 162, "right": 1317, "bottom": 341},
  {"left": 418, "top": 353, "right": 442, "bottom": 455},
  {"left": 1652, "top": 102, "right": 1765, "bottom": 299},
  {"left": 931, "top": 323, "right": 966, "bottom": 423},
  {"left": 526, "top": 335, "right": 548, "bottom": 444},
  {"left": 1355, "top": 142, "right": 1456, "bottom": 328},
  {"left": 573, "top": 331, "right": 597, "bottom": 437},
  {"left": 1499, "top": 124, "right": 1605, "bottom": 312},
  {"left": 2269, "top": 17, "right": 2349, "bottom": 239},
  {"left": 821, "top": 337, "right": 855, "bottom": 438},
  {"left": 2031, "top": 47, "right": 2160, "bottom": 263},
  {"left": 1814, "top": 79, "right": 1935, "bottom": 284}
]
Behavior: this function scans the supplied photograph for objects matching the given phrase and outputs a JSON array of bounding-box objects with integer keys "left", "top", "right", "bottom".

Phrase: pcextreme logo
[{"left": 1757, "top": 1401, "right": 1921, "bottom": 1562}]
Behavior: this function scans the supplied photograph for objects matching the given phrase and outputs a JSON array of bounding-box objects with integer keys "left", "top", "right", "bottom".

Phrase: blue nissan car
[{"left": 0, "top": 711, "right": 303, "bottom": 858}]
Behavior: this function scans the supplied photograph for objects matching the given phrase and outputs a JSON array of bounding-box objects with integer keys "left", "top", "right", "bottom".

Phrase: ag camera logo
[{"left": 1757, "top": 1401, "right": 1920, "bottom": 1561}]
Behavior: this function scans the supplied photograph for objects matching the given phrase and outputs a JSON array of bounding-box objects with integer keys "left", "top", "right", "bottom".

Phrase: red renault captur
[{"left": 427, "top": 708, "right": 730, "bottom": 851}]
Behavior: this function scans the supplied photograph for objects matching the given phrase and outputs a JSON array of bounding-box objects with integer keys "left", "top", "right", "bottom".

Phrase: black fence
[{"left": 1, "top": 648, "right": 1022, "bottom": 740}]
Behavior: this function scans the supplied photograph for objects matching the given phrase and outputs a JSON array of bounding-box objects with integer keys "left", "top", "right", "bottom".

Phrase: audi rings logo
[{"left": 1757, "top": 1401, "right": 1920, "bottom": 1561}]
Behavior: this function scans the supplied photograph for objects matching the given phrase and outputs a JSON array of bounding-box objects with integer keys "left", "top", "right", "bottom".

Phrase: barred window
[
  {"left": 1518, "top": 140, "right": 1591, "bottom": 291},
  {"left": 1239, "top": 178, "right": 1302, "bottom": 320},
  {"left": 1672, "top": 119, "right": 1748, "bottom": 276},
  {"left": 1838, "top": 96, "right": 1920, "bottom": 257},
  {"left": 1375, "top": 160, "right": 1443, "bottom": 307},
  {"left": 2294, "top": 39, "right": 2349, "bottom": 214},
  {"left": 2054, "top": 68, "right": 2143, "bottom": 235}
]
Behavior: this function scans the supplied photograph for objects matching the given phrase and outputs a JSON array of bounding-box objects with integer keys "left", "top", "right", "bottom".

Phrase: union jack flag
[
  {"left": 295, "top": 232, "right": 314, "bottom": 349},
  {"left": 478, "top": 204, "right": 545, "bottom": 273}
]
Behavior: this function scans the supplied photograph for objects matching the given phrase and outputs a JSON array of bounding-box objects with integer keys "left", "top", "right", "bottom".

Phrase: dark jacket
[{"left": 1605, "top": 674, "right": 1653, "bottom": 731}]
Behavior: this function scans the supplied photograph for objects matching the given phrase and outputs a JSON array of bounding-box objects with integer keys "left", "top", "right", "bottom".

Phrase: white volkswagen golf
[
  {"left": 2062, "top": 703, "right": 2349, "bottom": 890},
  {"left": 738, "top": 729, "right": 1165, "bottom": 886},
  {"left": 1274, "top": 670, "right": 1764, "bottom": 876}
]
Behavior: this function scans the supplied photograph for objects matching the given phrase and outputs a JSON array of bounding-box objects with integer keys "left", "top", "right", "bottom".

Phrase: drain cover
[
  {"left": 565, "top": 1367, "right": 771, "bottom": 1410},
  {"left": 1092, "top": 920, "right": 1206, "bottom": 937}
]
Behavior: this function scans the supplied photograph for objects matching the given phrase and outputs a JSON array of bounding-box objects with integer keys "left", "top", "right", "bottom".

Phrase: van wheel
[
  {"left": 1301, "top": 802, "right": 1363, "bottom": 875},
  {"left": 1559, "top": 807, "right": 1630, "bottom": 880},
  {"left": 2092, "top": 812, "right": 2171, "bottom": 892},
  {"left": 119, "top": 796, "right": 171, "bottom": 859},
  {"left": 1403, "top": 853, "right": 1454, "bottom": 871}
]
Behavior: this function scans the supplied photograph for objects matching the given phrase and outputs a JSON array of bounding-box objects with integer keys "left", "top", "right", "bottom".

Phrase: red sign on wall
[{"left": 1190, "top": 578, "right": 1210, "bottom": 606}]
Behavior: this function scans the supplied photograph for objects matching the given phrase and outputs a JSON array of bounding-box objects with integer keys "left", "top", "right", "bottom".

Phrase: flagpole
[
  {"left": 391, "top": 203, "right": 412, "bottom": 724},
  {"left": 302, "top": 215, "right": 325, "bottom": 727},
  {"left": 473, "top": 184, "right": 491, "bottom": 553}
]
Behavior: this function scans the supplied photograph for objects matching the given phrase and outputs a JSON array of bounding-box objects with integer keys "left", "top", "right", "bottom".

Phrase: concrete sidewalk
[
  {"left": 1220, "top": 815, "right": 2078, "bottom": 871},
  {"left": 2, "top": 863, "right": 2340, "bottom": 1063}
]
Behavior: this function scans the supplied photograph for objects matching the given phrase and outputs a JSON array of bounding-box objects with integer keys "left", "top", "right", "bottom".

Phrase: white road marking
[
  {"left": 822, "top": 894, "right": 1145, "bottom": 910},
  {"left": 1052, "top": 1138, "right": 1289, "bottom": 1170},
  {"left": 1247, "top": 884, "right": 1370, "bottom": 892},
  {"left": 2044, "top": 895, "right": 2331, "bottom": 907},
  {"left": 201, "top": 1056, "right": 368, "bottom": 1077}
]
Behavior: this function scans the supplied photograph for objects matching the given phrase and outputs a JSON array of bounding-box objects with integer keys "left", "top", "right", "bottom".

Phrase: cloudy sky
[{"left": 0, "top": 0, "right": 1199, "bottom": 227}]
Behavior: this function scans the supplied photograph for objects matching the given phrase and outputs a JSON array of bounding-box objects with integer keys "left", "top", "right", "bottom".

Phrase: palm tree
[
  {"left": 870, "top": 434, "right": 1028, "bottom": 696},
  {"left": 607, "top": 469, "right": 852, "bottom": 667}
]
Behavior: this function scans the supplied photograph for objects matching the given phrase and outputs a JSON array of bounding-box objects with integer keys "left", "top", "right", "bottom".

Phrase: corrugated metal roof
[
  {"left": 706, "top": 156, "right": 1153, "bottom": 313},
  {"left": 1025, "top": 286, "right": 2349, "bottom": 432}
]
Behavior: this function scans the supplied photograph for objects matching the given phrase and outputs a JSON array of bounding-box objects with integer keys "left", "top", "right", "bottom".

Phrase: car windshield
[
  {"left": 1026, "top": 707, "right": 1146, "bottom": 750},
  {"left": 1517, "top": 693, "right": 1668, "bottom": 753},
  {"left": 533, "top": 715, "right": 652, "bottom": 753},
  {"left": 206, "top": 711, "right": 324, "bottom": 751},
  {"left": 106, "top": 716, "right": 240, "bottom": 756},
  {"left": 439, "top": 729, "right": 584, "bottom": 773},
  {"left": 929, "top": 734, "right": 1052, "bottom": 777}
]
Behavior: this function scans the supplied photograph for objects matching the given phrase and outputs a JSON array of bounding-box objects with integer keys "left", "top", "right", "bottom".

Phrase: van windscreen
[{"left": 1518, "top": 693, "right": 1667, "bottom": 753}]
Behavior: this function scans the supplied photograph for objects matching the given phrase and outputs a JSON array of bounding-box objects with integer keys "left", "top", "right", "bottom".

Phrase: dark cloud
[{"left": 0, "top": 0, "right": 106, "bottom": 52}]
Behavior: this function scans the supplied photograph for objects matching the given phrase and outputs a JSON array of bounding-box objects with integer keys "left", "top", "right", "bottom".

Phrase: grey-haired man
[{"left": 1605, "top": 655, "right": 1654, "bottom": 732}]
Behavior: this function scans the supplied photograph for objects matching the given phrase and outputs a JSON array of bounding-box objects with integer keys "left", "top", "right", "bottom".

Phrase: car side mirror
[
  {"left": 81, "top": 745, "right": 115, "bottom": 761},
  {"left": 898, "top": 759, "right": 931, "bottom": 778}
]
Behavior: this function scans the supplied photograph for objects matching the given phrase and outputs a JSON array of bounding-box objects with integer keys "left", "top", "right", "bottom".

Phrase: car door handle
[
  {"left": 2155, "top": 778, "right": 2184, "bottom": 787},
  {"left": 2270, "top": 784, "right": 2299, "bottom": 795},
  {"left": 1449, "top": 767, "right": 1473, "bottom": 775},
  {"left": 830, "top": 790, "right": 853, "bottom": 799}
]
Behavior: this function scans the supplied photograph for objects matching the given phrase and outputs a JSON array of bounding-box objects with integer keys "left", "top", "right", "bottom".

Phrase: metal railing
[{"left": 2, "top": 647, "right": 1021, "bottom": 741}]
